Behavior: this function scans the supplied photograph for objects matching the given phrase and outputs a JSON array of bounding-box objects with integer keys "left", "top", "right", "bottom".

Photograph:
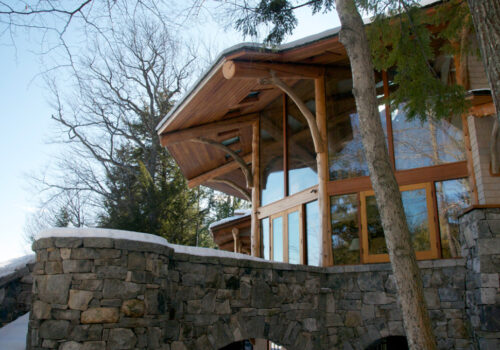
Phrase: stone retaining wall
[
  {"left": 28, "top": 231, "right": 474, "bottom": 350},
  {"left": 0, "top": 256, "right": 34, "bottom": 326},
  {"left": 459, "top": 208, "right": 500, "bottom": 350}
]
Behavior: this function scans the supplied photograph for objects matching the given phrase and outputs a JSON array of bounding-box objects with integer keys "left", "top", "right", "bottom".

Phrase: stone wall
[
  {"left": 28, "top": 230, "right": 474, "bottom": 350},
  {"left": 459, "top": 207, "right": 500, "bottom": 349},
  {"left": 0, "top": 255, "right": 34, "bottom": 326}
]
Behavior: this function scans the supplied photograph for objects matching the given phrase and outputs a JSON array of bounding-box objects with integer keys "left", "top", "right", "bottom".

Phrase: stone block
[
  {"left": 81, "top": 307, "right": 119, "bottom": 324},
  {"left": 79, "top": 280, "right": 103, "bottom": 291},
  {"left": 448, "top": 318, "right": 468, "bottom": 339},
  {"left": 83, "top": 238, "right": 114, "bottom": 248},
  {"left": 128, "top": 251, "right": 146, "bottom": 270},
  {"left": 37, "top": 274, "right": 72, "bottom": 304},
  {"left": 362, "top": 292, "right": 395, "bottom": 305},
  {"left": 60, "top": 248, "right": 72, "bottom": 260},
  {"left": 68, "top": 290, "right": 94, "bottom": 310},
  {"left": 438, "top": 288, "right": 460, "bottom": 302},
  {"left": 344, "top": 311, "right": 362, "bottom": 327},
  {"left": 39, "top": 320, "right": 70, "bottom": 339},
  {"left": 102, "top": 280, "right": 142, "bottom": 299},
  {"left": 481, "top": 273, "right": 500, "bottom": 288},
  {"left": 82, "top": 341, "right": 106, "bottom": 350},
  {"left": 121, "top": 299, "right": 145, "bottom": 317},
  {"left": 59, "top": 341, "right": 83, "bottom": 350},
  {"left": 95, "top": 265, "right": 127, "bottom": 279},
  {"left": 33, "top": 300, "right": 51, "bottom": 319},
  {"left": 478, "top": 238, "right": 500, "bottom": 255},
  {"left": 52, "top": 309, "right": 81, "bottom": 321},
  {"left": 71, "top": 248, "right": 121, "bottom": 260},
  {"left": 55, "top": 237, "right": 83, "bottom": 248},
  {"left": 357, "top": 273, "right": 384, "bottom": 291},
  {"left": 424, "top": 289, "right": 440, "bottom": 309},
  {"left": 63, "top": 260, "right": 92, "bottom": 273},
  {"left": 480, "top": 288, "right": 498, "bottom": 304},
  {"left": 108, "top": 328, "right": 137, "bottom": 349}
]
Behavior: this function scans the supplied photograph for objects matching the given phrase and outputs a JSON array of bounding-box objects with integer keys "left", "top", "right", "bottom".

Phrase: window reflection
[
  {"left": 288, "top": 80, "right": 318, "bottom": 194},
  {"left": 327, "top": 74, "right": 387, "bottom": 181},
  {"left": 288, "top": 211, "right": 300, "bottom": 264},
  {"left": 261, "top": 97, "right": 284, "bottom": 206},
  {"left": 435, "top": 179, "right": 470, "bottom": 258},
  {"left": 306, "top": 201, "right": 321, "bottom": 266},
  {"left": 331, "top": 194, "right": 360, "bottom": 265},
  {"left": 392, "top": 105, "right": 465, "bottom": 170},
  {"left": 261, "top": 218, "right": 270, "bottom": 260},
  {"left": 272, "top": 216, "right": 283, "bottom": 262},
  {"left": 366, "top": 187, "right": 431, "bottom": 255}
]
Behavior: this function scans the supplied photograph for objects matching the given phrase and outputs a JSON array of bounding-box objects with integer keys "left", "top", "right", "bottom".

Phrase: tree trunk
[
  {"left": 334, "top": 1, "right": 436, "bottom": 349},
  {"left": 467, "top": 0, "right": 500, "bottom": 123}
]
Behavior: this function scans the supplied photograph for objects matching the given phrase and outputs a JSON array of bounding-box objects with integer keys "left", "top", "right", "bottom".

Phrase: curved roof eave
[{"left": 155, "top": 26, "right": 342, "bottom": 134}]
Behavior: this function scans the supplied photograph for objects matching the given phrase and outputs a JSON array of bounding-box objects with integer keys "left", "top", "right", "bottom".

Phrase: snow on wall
[
  {"left": 36, "top": 227, "right": 264, "bottom": 262},
  {"left": 0, "top": 254, "right": 35, "bottom": 281}
]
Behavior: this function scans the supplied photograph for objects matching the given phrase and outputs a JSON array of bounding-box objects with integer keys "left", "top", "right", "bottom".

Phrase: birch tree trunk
[
  {"left": 334, "top": 0, "right": 436, "bottom": 349},
  {"left": 467, "top": 0, "right": 500, "bottom": 123}
]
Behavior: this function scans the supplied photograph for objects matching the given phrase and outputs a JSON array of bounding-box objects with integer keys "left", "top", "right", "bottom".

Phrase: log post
[
  {"left": 315, "top": 76, "right": 333, "bottom": 266},
  {"left": 251, "top": 120, "right": 261, "bottom": 257},
  {"left": 232, "top": 228, "right": 241, "bottom": 253}
]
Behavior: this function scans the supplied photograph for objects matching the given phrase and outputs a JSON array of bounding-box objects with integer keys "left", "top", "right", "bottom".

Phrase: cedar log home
[{"left": 156, "top": 5, "right": 497, "bottom": 268}]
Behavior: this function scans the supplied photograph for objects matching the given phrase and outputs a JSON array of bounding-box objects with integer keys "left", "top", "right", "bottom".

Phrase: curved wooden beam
[
  {"left": 208, "top": 178, "right": 251, "bottom": 201},
  {"left": 262, "top": 71, "right": 325, "bottom": 153},
  {"left": 191, "top": 137, "right": 253, "bottom": 188}
]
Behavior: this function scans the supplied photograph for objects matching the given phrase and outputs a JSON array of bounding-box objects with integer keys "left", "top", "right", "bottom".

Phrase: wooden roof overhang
[{"left": 156, "top": 27, "right": 351, "bottom": 198}]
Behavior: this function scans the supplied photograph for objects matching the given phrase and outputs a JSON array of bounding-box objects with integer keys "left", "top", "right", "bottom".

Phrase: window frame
[
  {"left": 359, "top": 182, "right": 439, "bottom": 263},
  {"left": 268, "top": 205, "right": 305, "bottom": 264}
]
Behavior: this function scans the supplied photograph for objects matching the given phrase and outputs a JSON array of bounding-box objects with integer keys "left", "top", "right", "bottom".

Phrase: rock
[
  {"left": 60, "top": 248, "right": 72, "bottom": 260},
  {"left": 438, "top": 288, "right": 459, "bottom": 302},
  {"left": 362, "top": 292, "right": 395, "bottom": 305},
  {"left": 37, "top": 274, "right": 72, "bottom": 304},
  {"left": 59, "top": 341, "right": 83, "bottom": 350},
  {"left": 63, "top": 260, "right": 92, "bottom": 273},
  {"left": 52, "top": 309, "right": 81, "bottom": 321},
  {"left": 121, "top": 299, "right": 145, "bottom": 317},
  {"left": 45, "top": 261, "right": 63, "bottom": 274},
  {"left": 108, "top": 328, "right": 137, "bottom": 349},
  {"left": 448, "top": 318, "right": 468, "bottom": 338},
  {"left": 82, "top": 341, "right": 106, "bottom": 350},
  {"left": 345, "top": 311, "right": 362, "bottom": 327},
  {"left": 102, "top": 280, "right": 142, "bottom": 299},
  {"left": 357, "top": 273, "right": 384, "bottom": 291},
  {"left": 69, "top": 290, "right": 94, "bottom": 310},
  {"left": 128, "top": 252, "right": 146, "bottom": 270},
  {"left": 39, "top": 320, "right": 70, "bottom": 339},
  {"left": 55, "top": 237, "right": 82, "bottom": 248},
  {"left": 81, "top": 308, "right": 119, "bottom": 324},
  {"left": 33, "top": 300, "right": 52, "bottom": 319}
]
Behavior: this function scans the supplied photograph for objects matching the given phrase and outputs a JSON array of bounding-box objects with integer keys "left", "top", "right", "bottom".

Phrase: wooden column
[
  {"left": 315, "top": 77, "right": 333, "bottom": 266},
  {"left": 251, "top": 120, "right": 261, "bottom": 257}
]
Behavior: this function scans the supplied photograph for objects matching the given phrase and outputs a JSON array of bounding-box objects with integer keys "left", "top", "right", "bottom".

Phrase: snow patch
[
  {"left": 209, "top": 209, "right": 251, "bottom": 229},
  {"left": 0, "top": 312, "right": 29, "bottom": 350},
  {"left": 36, "top": 227, "right": 264, "bottom": 262},
  {"left": 0, "top": 254, "right": 35, "bottom": 280}
]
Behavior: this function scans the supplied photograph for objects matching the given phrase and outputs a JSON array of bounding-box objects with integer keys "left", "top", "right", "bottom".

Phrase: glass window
[
  {"left": 331, "top": 194, "right": 360, "bottom": 265},
  {"left": 306, "top": 201, "right": 321, "bottom": 266},
  {"left": 363, "top": 184, "right": 436, "bottom": 262},
  {"left": 392, "top": 105, "right": 465, "bottom": 170},
  {"left": 261, "top": 96, "right": 284, "bottom": 206},
  {"left": 435, "top": 179, "right": 471, "bottom": 258},
  {"left": 327, "top": 74, "right": 387, "bottom": 181},
  {"left": 261, "top": 218, "right": 270, "bottom": 260},
  {"left": 272, "top": 216, "right": 283, "bottom": 262},
  {"left": 287, "top": 80, "right": 318, "bottom": 195},
  {"left": 288, "top": 211, "right": 300, "bottom": 264}
]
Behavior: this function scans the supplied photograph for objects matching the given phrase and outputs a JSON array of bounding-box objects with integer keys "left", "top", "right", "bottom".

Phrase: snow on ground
[
  {"left": 0, "top": 312, "right": 29, "bottom": 350},
  {"left": 37, "top": 228, "right": 265, "bottom": 262},
  {"left": 0, "top": 254, "right": 35, "bottom": 280}
]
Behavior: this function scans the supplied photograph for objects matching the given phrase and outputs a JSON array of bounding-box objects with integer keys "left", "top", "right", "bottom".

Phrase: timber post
[
  {"left": 251, "top": 120, "right": 261, "bottom": 257},
  {"left": 315, "top": 76, "right": 333, "bottom": 266}
]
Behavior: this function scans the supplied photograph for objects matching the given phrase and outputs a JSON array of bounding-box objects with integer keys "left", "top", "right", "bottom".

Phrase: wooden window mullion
[{"left": 283, "top": 93, "right": 289, "bottom": 198}]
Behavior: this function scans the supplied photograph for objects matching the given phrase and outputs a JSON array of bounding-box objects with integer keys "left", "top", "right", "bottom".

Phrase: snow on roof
[
  {"left": 209, "top": 209, "right": 251, "bottom": 230},
  {"left": 36, "top": 227, "right": 264, "bottom": 262},
  {"left": 0, "top": 254, "right": 35, "bottom": 280}
]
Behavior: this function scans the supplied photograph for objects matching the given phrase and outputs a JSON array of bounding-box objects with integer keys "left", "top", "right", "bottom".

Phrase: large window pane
[
  {"left": 261, "top": 218, "right": 270, "bottom": 260},
  {"left": 288, "top": 80, "right": 318, "bottom": 194},
  {"left": 288, "top": 211, "right": 300, "bottom": 264},
  {"left": 436, "top": 179, "right": 471, "bottom": 258},
  {"left": 392, "top": 105, "right": 465, "bottom": 170},
  {"left": 306, "top": 201, "right": 321, "bottom": 266},
  {"left": 272, "top": 216, "right": 283, "bottom": 262},
  {"left": 261, "top": 96, "right": 284, "bottom": 206},
  {"left": 331, "top": 194, "right": 361, "bottom": 264},
  {"left": 366, "top": 187, "right": 431, "bottom": 255},
  {"left": 327, "top": 73, "right": 387, "bottom": 181}
]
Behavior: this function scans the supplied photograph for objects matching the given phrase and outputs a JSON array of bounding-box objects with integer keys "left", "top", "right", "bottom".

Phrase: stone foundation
[{"left": 27, "top": 228, "right": 479, "bottom": 350}]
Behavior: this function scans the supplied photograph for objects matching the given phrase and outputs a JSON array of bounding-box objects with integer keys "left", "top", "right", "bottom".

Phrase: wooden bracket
[
  {"left": 191, "top": 137, "right": 253, "bottom": 188},
  {"left": 208, "top": 178, "right": 251, "bottom": 201},
  {"left": 262, "top": 71, "right": 325, "bottom": 153}
]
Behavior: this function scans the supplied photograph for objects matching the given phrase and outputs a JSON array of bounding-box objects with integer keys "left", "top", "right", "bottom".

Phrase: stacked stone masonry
[
  {"left": 0, "top": 258, "right": 34, "bottom": 326},
  {"left": 27, "top": 233, "right": 489, "bottom": 350}
]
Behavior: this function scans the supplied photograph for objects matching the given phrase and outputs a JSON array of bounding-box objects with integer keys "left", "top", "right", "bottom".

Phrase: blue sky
[{"left": 0, "top": 6, "right": 339, "bottom": 261}]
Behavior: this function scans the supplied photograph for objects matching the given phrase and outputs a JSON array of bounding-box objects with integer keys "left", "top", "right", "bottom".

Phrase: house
[{"left": 156, "top": 7, "right": 496, "bottom": 268}]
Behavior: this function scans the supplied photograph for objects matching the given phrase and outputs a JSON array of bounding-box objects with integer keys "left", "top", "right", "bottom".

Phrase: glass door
[{"left": 269, "top": 206, "right": 304, "bottom": 264}]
